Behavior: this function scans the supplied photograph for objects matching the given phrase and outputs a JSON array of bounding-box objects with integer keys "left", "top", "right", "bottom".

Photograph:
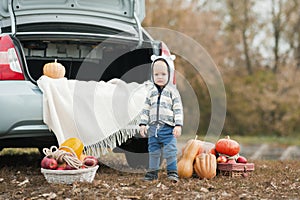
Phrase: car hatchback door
[{"left": 0, "top": 0, "right": 145, "bottom": 35}]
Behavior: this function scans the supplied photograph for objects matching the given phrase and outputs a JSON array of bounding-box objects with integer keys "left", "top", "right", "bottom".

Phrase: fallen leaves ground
[{"left": 0, "top": 150, "right": 299, "bottom": 200}]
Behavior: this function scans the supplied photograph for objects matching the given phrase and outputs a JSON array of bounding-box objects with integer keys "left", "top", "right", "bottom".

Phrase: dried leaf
[
  {"left": 156, "top": 182, "right": 162, "bottom": 188},
  {"left": 102, "top": 183, "right": 110, "bottom": 189},
  {"left": 17, "top": 178, "right": 29, "bottom": 187},
  {"left": 41, "top": 192, "right": 57, "bottom": 199},
  {"left": 123, "top": 195, "right": 141, "bottom": 200},
  {"left": 200, "top": 187, "right": 209, "bottom": 193}
]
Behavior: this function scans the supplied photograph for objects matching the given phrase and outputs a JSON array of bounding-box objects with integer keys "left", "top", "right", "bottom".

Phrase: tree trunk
[
  {"left": 271, "top": 0, "right": 282, "bottom": 73},
  {"left": 296, "top": 18, "right": 300, "bottom": 70},
  {"left": 242, "top": 0, "right": 252, "bottom": 75}
]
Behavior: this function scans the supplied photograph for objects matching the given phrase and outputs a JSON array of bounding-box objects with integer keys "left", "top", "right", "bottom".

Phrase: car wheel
[{"left": 125, "top": 152, "right": 149, "bottom": 169}]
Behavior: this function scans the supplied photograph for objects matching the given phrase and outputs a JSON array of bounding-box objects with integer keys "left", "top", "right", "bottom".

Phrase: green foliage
[
  {"left": 178, "top": 61, "right": 300, "bottom": 138},
  {"left": 224, "top": 68, "right": 300, "bottom": 136}
]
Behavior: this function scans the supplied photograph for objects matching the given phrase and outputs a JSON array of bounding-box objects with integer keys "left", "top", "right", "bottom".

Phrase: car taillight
[
  {"left": 161, "top": 42, "right": 171, "bottom": 57},
  {"left": 161, "top": 42, "right": 176, "bottom": 85},
  {"left": 0, "top": 35, "right": 24, "bottom": 80}
]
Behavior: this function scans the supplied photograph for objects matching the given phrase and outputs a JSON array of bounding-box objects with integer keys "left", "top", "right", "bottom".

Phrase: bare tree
[
  {"left": 284, "top": 0, "right": 300, "bottom": 69},
  {"left": 224, "top": 0, "right": 256, "bottom": 75},
  {"left": 271, "top": 0, "right": 282, "bottom": 73},
  {"left": 241, "top": 0, "right": 253, "bottom": 75},
  {"left": 270, "top": 0, "right": 297, "bottom": 73}
]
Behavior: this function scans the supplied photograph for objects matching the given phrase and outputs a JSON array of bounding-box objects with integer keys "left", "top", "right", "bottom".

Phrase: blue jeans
[{"left": 148, "top": 123, "right": 177, "bottom": 172}]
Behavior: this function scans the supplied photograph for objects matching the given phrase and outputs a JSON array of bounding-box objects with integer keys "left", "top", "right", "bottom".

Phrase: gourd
[
  {"left": 209, "top": 148, "right": 217, "bottom": 156},
  {"left": 43, "top": 59, "right": 65, "bottom": 78},
  {"left": 178, "top": 137, "right": 201, "bottom": 178},
  {"left": 193, "top": 153, "right": 217, "bottom": 179},
  {"left": 215, "top": 135, "right": 240, "bottom": 156},
  {"left": 59, "top": 137, "right": 84, "bottom": 159},
  {"left": 181, "top": 139, "right": 203, "bottom": 156},
  {"left": 197, "top": 141, "right": 215, "bottom": 155}
]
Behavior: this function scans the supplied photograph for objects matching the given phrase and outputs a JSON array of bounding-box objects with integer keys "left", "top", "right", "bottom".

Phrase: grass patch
[
  {"left": 231, "top": 135, "right": 300, "bottom": 146},
  {"left": 0, "top": 148, "right": 39, "bottom": 156},
  {"left": 179, "top": 133, "right": 300, "bottom": 146}
]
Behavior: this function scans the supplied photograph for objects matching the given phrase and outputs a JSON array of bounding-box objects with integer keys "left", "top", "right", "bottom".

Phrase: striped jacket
[{"left": 140, "top": 83, "right": 183, "bottom": 127}]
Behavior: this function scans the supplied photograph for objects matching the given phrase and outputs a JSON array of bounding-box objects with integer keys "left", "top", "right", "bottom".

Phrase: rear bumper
[{"left": 0, "top": 81, "right": 48, "bottom": 138}]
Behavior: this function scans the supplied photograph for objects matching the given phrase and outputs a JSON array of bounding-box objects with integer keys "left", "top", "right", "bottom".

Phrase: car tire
[
  {"left": 124, "top": 152, "right": 164, "bottom": 169},
  {"left": 125, "top": 152, "right": 149, "bottom": 169}
]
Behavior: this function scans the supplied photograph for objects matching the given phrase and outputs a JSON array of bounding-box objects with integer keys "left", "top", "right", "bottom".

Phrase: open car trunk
[
  {"left": 1, "top": 0, "right": 152, "bottom": 83},
  {"left": 16, "top": 33, "right": 153, "bottom": 83}
]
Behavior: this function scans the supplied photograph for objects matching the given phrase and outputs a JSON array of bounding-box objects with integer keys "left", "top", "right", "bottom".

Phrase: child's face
[{"left": 153, "top": 61, "right": 168, "bottom": 87}]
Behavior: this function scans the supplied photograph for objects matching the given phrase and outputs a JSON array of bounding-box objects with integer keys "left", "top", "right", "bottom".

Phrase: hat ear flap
[
  {"left": 151, "top": 55, "right": 157, "bottom": 61},
  {"left": 170, "top": 55, "right": 176, "bottom": 61}
]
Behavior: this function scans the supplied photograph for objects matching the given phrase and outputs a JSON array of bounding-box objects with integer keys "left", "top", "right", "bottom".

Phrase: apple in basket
[
  {"left": 65, "top": 164, "right": 76, "bottom": 170},
  {"left": 237, "top": 156, "right": 248, "bottom": 164},
  {"left": 41, "top": 156, "right": 58, "bottom": 169},
  {"left": 83, "top": 156, "right": 98, "bottom": 167},
  {"left": 216, "top": 155, "right": 227, "bottom": 163},
  {"left": 56, "top": 163, "right": 76, "bottom": 170}
]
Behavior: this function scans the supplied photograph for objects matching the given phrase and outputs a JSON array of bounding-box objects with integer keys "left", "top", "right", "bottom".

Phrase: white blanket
[{"left": 37, "top": 76, "right": 148, "bottom": 157}]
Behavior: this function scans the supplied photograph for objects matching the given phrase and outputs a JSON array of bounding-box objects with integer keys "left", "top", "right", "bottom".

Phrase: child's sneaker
[
  {"left": 143, "top": 171, "right": 158, "bottom": 181},
  {"left": 167, "top": 171, "right": 179, "bottom": 183}
]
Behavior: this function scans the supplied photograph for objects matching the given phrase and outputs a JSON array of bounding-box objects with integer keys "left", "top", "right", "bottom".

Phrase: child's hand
[
  {"left": 173, "top": 126, "right": 182, "bottom": 138},
  {"left": 140, "top": 125, "right": 147, "bottom": 137}
]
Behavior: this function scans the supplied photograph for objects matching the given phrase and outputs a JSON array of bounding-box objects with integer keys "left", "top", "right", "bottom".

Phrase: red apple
[
  {"left": 56, "top": 162, "right": 67, "bottom": 169},
  {"left": 65, "top": 164, "right": 76, "bottom": 170},
  {"left": 227, "top": 159, "right": 236, "bottom": 164},
  {"left": 83, "top": 156, "right": 98, "bottom": 167},
  {"left": 56, "top": 167, "right": 65, "bottom": 170},
  {"left": 216, "top": 155, "right": 227, "bottom": 163},
  {"left": 41, "top": 157, "right": 58, "bottom": 169},
  {"left": 237, "top": 156, "right": 248, "bottom": 163}
]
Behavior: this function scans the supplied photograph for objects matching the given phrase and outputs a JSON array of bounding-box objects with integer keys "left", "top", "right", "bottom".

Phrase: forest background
[{"left": 142, "top": 0, "right": 300, "bottom": 138}]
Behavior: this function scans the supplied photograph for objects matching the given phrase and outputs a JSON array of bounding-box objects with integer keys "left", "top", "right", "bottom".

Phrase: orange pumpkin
[
  {"left": 43, "top": 59, "right": 65, "bottom": 78},
  {"left": 209, "top": 148, "right": 217, "bottom": 156},
  {"left": 79, "top": 153, "right": 87, "bottom": 161},
  {"left": 59, "top": 137, "right": 84, "bottom": 158},
  {"left": 194, "top": 153, "right": 217, "bottom": 179},
  {"left": 215, "top": 135, "right": 240, "bottom": 156}
]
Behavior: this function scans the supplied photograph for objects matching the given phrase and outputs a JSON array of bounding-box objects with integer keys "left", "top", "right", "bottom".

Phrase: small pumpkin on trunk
[{"left": 43, "top": 59, "right": 66, "bottom": 79}]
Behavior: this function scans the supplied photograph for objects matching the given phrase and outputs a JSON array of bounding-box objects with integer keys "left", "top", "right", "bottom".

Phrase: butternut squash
[{"left": 177, "top": 138, "right": 201, "bottom": 178}]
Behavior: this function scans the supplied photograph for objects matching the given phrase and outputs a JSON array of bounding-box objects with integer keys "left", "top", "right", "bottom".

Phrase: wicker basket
[
  {"left": 217, "top": 163, "right": 255, "bottom": 177},
  {"left": 41, "top": 165, "right": 99, "bottom": 184}
]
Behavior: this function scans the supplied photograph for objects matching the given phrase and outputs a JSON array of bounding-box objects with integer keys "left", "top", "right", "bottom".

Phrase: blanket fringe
[{"left": 83, "top": 117, "right": 140, "bottom": 158}]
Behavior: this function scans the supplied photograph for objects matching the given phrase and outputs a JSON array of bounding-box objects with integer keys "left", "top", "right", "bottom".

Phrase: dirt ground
[{"left": 0, "top": 150, "right": 299, "bottom": 200}]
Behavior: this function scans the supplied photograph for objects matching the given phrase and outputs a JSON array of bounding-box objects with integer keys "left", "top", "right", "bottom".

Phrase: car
[{"left": 0, "top": 0, "right": 176, "bottom": 168}]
